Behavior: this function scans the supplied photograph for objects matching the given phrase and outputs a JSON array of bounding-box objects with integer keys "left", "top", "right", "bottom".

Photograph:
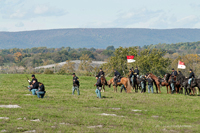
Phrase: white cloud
[
  {"left": 34, "top": 5, "right": 49, "bottom": 14},
  {"left": 15, "top": 22, "right": 24, "bottom": 27},
  {"left": 1, "top": 3, "right": 67, "bottom": 20}
]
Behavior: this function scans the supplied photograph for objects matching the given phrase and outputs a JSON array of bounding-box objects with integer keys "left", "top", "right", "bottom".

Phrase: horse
[
  {"left": 107, "top": 77, "right": 132, "bottom": 93},
  {"left": 161, "top": 73, "right": 171, "bottom": 94},
  {"left": 127, "top": 71, "right": 141, "bottom": 92},
  {"left": 176, "top": 74, "right": 198, "bottom": 95},
  {"left": 148, "top": 73, "right": 161, "bottom": 93},
  {"left": 100, "top": 76, "right": 107, "bottom": 92}
]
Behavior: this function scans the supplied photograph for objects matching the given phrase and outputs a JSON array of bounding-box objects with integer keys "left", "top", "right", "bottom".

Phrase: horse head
[{"left": 164, "top": 73, "right": 170, "bottom": 82}]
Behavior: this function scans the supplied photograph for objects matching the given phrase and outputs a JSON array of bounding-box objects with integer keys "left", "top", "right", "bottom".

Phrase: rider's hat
[
  {"left": 172, "top": 68, "right": 174, "bottom": 70},
  {"left": 32, "top": 74, "right": 35, "bottom": 77},
  {"left": 100, "top": 68, "right": 102, "bottom": 70},
  {"left": 96, "top": 75, "right": 99, "bottom": 77},
  {"left": 72, "top": 73, "right": 75, "bottom": 75},
  {"left": 190, "top": 69, "right": 192, "bottom": 71}
]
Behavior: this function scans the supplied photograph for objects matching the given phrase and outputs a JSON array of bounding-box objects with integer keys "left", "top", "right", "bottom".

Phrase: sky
[{"left": 0, "top": 0, "right": 200, "bottom": 32}]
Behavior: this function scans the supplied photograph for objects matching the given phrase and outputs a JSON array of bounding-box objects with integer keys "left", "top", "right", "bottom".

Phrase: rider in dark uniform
[
  {"left": 97, "top": 68, "right": 105, "bottom": 78},
  {"left": 114, "top": 69, "right": 121, "bottom": 86},
  {"left": 187, "top": 69, "right": 195, "bottom": 89},
  {"left": 134, "top": 66, "right": 139, "bottom": 76}
]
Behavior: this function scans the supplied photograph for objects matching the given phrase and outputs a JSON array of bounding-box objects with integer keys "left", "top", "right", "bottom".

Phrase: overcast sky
[{"left": 0, "top": 0, "right": 200, "bottom": 31}]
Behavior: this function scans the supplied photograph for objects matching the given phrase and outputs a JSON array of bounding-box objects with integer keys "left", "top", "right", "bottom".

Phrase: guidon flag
[
  {"left": 178, "top": 61, "right": 186, "bottom": 69},
  {"left": 127, "top": 55, "right": 135, "bottom": 63}
]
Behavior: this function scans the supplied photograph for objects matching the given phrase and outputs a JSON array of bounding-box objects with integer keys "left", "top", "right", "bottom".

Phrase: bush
[{"left": 43, "top": 69, "right": 54, "bottom": 74}]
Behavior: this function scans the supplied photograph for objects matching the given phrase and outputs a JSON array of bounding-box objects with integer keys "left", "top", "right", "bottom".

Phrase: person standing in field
[
  {"left": 147, "top": 75, "right": 154, "bottom": 93},
  {"left": 72, "top": 73, "right": 80, "bottom": 95},
  {"left": 94, "top": 75, "right": 102, "bottom": 98}
]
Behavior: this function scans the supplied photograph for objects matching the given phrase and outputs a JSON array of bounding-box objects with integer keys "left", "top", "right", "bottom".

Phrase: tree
[
  {"left": 78, "top": 54, "right": 93, "bottom": 73},
  {"left": 14, "top": 52, "right": 22, "bottom": 62},
  {"left": 137, "top": 49, "right": 171, "bottom": 76},
  {"left": 106, "top": 46, "right": 115, "bottom": 51},
  {"left": 102, "top": 47, "right": 138, "bottom": 76}
]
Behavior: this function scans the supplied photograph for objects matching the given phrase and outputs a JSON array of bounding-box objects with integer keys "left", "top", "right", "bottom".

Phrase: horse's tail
[{"left": 126, "top": 78, "right": 132, "bottom": 93}]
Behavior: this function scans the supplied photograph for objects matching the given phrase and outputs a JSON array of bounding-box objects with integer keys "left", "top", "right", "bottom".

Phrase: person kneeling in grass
[
  {"left": 36, "top": 82, "right": 45, "bottom": 98},
  {"left": 94, "top": 75, "right": 102, "bottom": 98},
  {"left": 30, "top": 79, "right": 39, "bottom": 95}
]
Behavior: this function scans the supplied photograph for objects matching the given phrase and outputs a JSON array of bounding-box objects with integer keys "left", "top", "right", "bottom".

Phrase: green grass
[{"left": 0, "top": 74, "right": 200, "bottom": 133}]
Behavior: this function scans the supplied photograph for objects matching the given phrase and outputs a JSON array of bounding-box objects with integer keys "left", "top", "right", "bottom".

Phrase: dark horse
[
  {"left": 176, "top": 74, "right": 199, "bottom": 95},
  {"left": 128, "top": 71, "right": 141, "bottom": 92}
]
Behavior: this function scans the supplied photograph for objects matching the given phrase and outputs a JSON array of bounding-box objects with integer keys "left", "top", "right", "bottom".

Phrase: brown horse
[
  {"left": 100, "top": 76, "right": 107, "bottom": 92},
  {"left": 148, "top": 73, "right": 161, "bottom": 93},
  {"left": 160, "top": 73, "right": 171, "bottom": 94},
  {"left": 107, "top": 77, "right": 132, "bottom": 93}
]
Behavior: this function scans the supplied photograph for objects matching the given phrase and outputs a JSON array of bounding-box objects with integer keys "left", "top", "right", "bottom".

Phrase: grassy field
[{"left": 0, "top": 74, "right": 200, "bottom": 133}]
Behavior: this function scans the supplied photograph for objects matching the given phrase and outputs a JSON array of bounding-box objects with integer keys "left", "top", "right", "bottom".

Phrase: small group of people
[
  {"left": 72, "top": 69, "right": 103, "bottom": 99},
  {"left": 170, "top": 68, "right": 195, "bottom": 94},
  {"left": 71, "top": 66, "right": 196, "bottom": 98},
  {"left": 27, "top": 75, "right": 46, "bottom": 98}
]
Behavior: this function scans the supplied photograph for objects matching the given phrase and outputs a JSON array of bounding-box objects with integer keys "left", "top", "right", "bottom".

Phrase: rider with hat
[
  {"left": 187, "top": 69, "right": 195, "bottom": 89},
  {"left": 134, "top": 66, "right": 139, "bottom": 76},
  {"left": 114, "top": 69, "right": 121, "bottom": 86},
  {"left": 97, "top": 68, "right": 105, "bottom": 78}
]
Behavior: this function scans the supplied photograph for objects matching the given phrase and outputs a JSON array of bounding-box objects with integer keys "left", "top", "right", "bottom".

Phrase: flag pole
[{"left": 177, "top": 60, "right": 179, "bottom": 73}]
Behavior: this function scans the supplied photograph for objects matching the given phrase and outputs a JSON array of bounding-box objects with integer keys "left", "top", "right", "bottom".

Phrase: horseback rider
[
  {"left": 72, "top": 73, "right": 80, "bottom": 95},
  {"left": 129, "top": 69, "right": 134, "bottom": 84},
  {"left": 187, "top": 69, "right": 195, "bottom": 89},
  {"left": 97, "top": 68, "right": 105, "bottom": 78},
  {"left": 171, "top": 68, "right": 177, "bottom": 76},
  {"left": 170, "top": 68, "right": 177, "bottom": 94},
  {"left": 95, "top": 75, "right": 102, "bottom": 98},
  {"left": 114, "top": 69, "right": 121, "bottom": 86},
  {"left": 134, "top": 66, "right": 139, "bottom": 77}
]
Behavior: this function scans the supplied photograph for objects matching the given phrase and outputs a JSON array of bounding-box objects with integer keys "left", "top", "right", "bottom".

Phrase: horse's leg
[
  {"left": 175, "top": 86, "right": 178, "bottom": 94},
  {"left": 166, "top": 86, "right": 168, "bottom": 94},
  {"left": 158, "top": 84, "right": 161, "bottom": 93}
]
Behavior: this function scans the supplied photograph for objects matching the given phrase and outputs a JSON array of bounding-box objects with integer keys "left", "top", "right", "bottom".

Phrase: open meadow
[{"left": 0, "top": 74, "right": 200, "bottom": 133}]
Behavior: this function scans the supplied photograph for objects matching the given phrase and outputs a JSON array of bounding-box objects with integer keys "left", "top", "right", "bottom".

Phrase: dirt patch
[
  {"left": 111, "top": 108, "right": 121, "bottom": 110},
  {"left": 87, "top": 125, "right": 103, "bottom": 128},
  {"left": 152, "top": 115, "right": 159, "bottom": 118},
  {"left": 0, "top": 105, "right": 21, "bottom": 108},
  {"left": 23, "top": 130, "right": 36, "bottom": 133},
  {"left": 30, "top": 119, "right": 40, "bottom": 122},
  {"left": 1, "top": 130, "right": 6, "bottom": 132},
  {"left": 100, "top": 113, "right": 124, "bottom": 117},
  {"left": 132, "top": 109, "right": 142, "bottom": 112},
  {"left": 0, "top": 117, "right": 9, "bottom": 120}
]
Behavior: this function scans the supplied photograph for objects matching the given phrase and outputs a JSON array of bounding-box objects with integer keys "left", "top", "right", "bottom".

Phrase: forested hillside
[
  {"left": 1, "top": 28, "right": 200, "bottom": 49},
  {"left": 144, "top": 41, "right": 200, "bottom": 54}
]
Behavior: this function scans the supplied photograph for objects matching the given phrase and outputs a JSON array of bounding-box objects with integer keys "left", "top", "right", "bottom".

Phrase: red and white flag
[
  {"left": 178, "top": 61, "right": 186, "bottom": 69},
  {"left": 127, "top": 55, "right": 135, "bottom": 63}
]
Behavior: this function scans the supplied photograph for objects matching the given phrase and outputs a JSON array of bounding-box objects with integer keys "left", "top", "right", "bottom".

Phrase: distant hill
[{"left": 1, "top": 28, "right": 200, "bottom": 49}]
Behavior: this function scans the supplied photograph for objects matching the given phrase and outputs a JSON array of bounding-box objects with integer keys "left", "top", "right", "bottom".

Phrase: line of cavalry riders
[{"left": 26, "top": 67, "right": 196, "bottom": 99}]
